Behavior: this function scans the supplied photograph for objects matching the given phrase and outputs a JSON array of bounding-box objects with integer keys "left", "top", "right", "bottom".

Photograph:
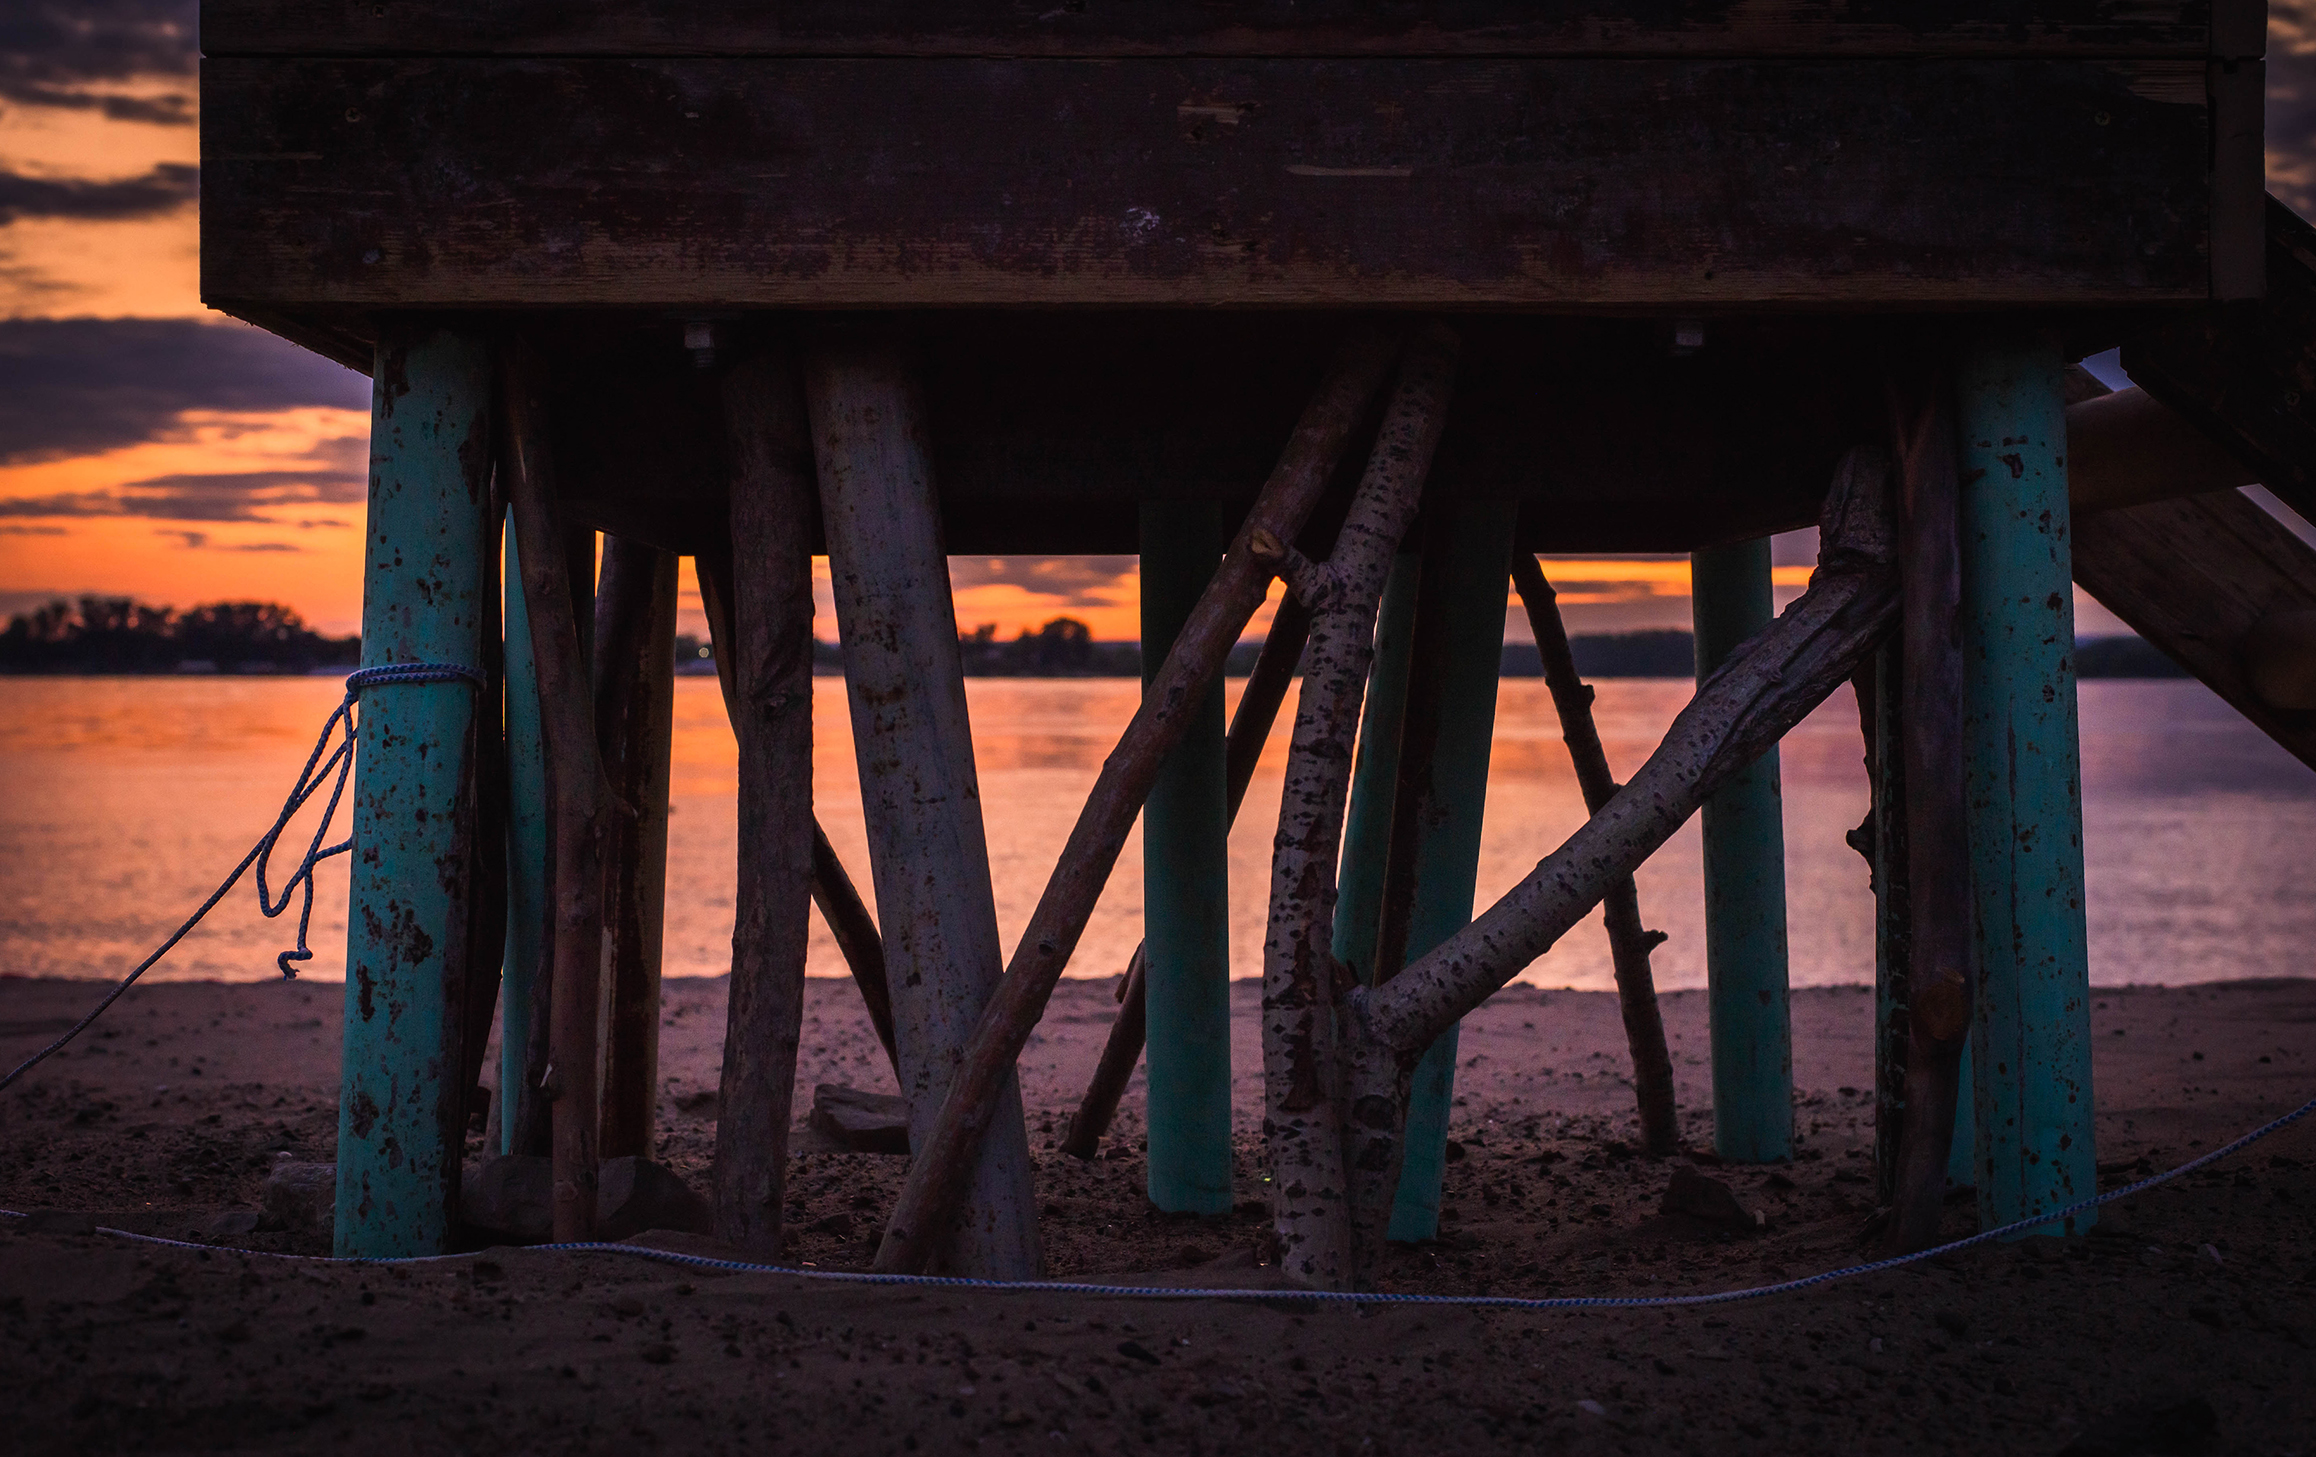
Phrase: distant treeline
[{"left": 0, "top": 597, "right": 359, "bottom": 675}]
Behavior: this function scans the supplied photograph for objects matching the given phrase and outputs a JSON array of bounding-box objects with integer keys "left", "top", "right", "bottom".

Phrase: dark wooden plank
[
  {"left": 200, "top": 1, "right": 2223, "bottom": 59},
  {"left": 201, "top": 56, "right": 2215, "bottom": 311},
  {"left": 2071, "top": 487, "right": 2316, "bottom": 773}
]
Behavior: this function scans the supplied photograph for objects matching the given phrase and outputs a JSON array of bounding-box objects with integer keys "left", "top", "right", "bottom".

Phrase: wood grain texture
[
  {"left": 202, "top": 1, "right": 2220, "bottom": 59},
  {"left": 201, "top": 56, "right": 2213, "bottom": 310},
  {"left": 2071, "top": 488, "right": 2316, "bottom": 773}
]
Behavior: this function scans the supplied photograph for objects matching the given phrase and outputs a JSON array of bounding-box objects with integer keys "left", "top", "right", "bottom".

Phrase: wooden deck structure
[{"left": 196, "top": 2, "right": 2315, "bottom": 1282}]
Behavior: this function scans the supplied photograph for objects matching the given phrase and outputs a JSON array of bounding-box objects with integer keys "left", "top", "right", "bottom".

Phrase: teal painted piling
[
  {"left": 1692, "top": 538, "right": 1794, "bottom": 1163},
  {"left": 1958, "top": 334, "right": 2096, "bottom": 1236},
  {"left": 1332, "top": 552, "right": 1422, "bottom": 986},
  {"left": 1138, "top": 502, "right": 1234, "bottom": 1215},
  {"left": 498, "top": 519, "right": 548, "bottom": 1153},
  {"left": 336, "top": 329, "right": 494, "bottom": 1257},
  {"left": 1383, "top": 502, "right": 1515, "bottom": 1243}
]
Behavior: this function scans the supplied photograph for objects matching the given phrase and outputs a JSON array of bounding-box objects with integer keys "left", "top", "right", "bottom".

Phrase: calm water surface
[{"left": 2, "top": 676, "right": 2310, "bottom": 989}]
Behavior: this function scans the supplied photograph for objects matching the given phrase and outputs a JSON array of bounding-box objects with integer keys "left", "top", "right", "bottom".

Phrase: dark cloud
[
  {"left": 0, "top": 318, "right": 371, "bottom": 465},
  {"left": 948, "top": 555, "right": 1136, "bottom": 607},
  {"left": 0, "top": 163, "right": 197, "bottom": 224},
  {"left": 0, "top": 464, "right": 366, "bottom": 523},
  {"left": 0, "top": 1, "right": 197, "bottom": 123},
  {"left": 152, "top": 530, "right": 301, "bottom": 552}
]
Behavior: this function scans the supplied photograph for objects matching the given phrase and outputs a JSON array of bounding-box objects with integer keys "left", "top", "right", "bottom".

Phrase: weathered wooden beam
[
  {"left": 501, "top": 336, "right": 615, "bottom": 1244},
  {"left": 203, "top": 58, "right": 2216, "bottom": 311},
  {"left": 201, "top": 2, "right": 2224, "bottom": 60},
  {"left": 1957, "top": 334, "right": 2097, "bottom": 1239},
  {"left": 1138, "top": 501, "right": 1235, "bottom": 1215},
  {"left": 499, "top": 519, "right": 552, "bottom": 1156},
  {"left": 811, "top": 331, "right": 1045, "bottom": 1278},
  {"left": 874, "top": 328, "right": 1398, "bottom": 1276},
  {"left": 714, "top": 351, "right": 820, "bottom": 1254},
  {"left": 594, "top": 535, "right": 678, "bottom": 1163},
  {"left": 333, "top": 325, "right": 494, "bottom": 1258},
  {"left": 1691, "top": 538, "right": 1793, "bottom": 1164},
  {"left": 1509, "top": 548, "right": 1678, "bottom": 1156}
]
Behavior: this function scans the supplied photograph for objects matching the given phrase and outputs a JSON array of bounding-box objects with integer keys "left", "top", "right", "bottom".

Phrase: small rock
[
  {"left": 462, "top": 1155, "right": 553, "bottom": 1243},
  {"left": 1576, "top": 1399, "right": 1608, "bottom": 1418},
  {"left": 206, "top": 1209, "right": 261, "bottom": 1239},
  {"left": 1661, "top": 1163, "right": 1757, "bottom": 1230},
  {"left": 262, "top": 1159, "right": 336, "bottom": 1242},
  {"left": 1116, "top": 1340, "right": 1161, "bottom": 1365},
  {"left": 807, "top": 1211, "right": 855, "bottom": 1239},
  {"left": 809, "top": 1084, "right": 912, "bottom": 1155},
  {"left": 2058, "top": 1395, "right": 2217, "bottom": 1456},
  {"left": 597, "top": 1156, "right": 713, "bottom": 1241},
  {"left": 673, "top": 1089, "right": 718, "bottom": 1116}
]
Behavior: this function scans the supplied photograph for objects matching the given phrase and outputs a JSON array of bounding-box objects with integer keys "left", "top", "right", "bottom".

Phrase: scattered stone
[
  {"left": 597, "top": 1157, "right": 714, "bottom": 1241},
  {"left": 809, "top": 1084, "right": 912, "bottom": 1155},
  {"left": 673, "top": 1089, "right": 718, "bottom": 1116},
  {"left": 2059, "top": 1396, "right": 2217, "bottom": 1456},
  {"left": 1116, "top": 1340, "right": 1161, "bottom": 1365},
  {"left": 206, "top": 1209, "right": 261, "bottom": 1238},
  {"left": 1661, "top": 1163, "right": 1757, "bottom": 1230},
  {"left": 806, "top": 1211, "right": 855, "bottom": 1239},
  {"left": 262, "top": 1159, "right": 336, "bottom": 1242},
  {"left": 1576, "top": 1399, "right": 1608, "bottom": 1418}
]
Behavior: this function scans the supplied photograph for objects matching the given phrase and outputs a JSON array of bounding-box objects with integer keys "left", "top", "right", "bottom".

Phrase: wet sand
[{"left": 3, "top": 973, "right": 2313, "bottom": 1454}]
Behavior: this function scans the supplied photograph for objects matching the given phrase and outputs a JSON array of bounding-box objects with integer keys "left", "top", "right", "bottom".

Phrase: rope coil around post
[{"left": 0, "top": 663, "right": 484, "bottom": 1095}]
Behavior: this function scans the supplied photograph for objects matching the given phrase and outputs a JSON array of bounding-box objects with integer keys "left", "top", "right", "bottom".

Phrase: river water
[{"left": 2, "top": 676, "right": 2310, "bottom": 991}]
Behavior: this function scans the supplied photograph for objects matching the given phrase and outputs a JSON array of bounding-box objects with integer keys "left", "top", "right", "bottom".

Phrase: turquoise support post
[
  {"left": 1958, "top": 334, "right": 2097, "bottom": 1237},
  {"left": 1383, "top": 501, "right": 1514, "bottom": 1242},
  {"left": 1332, "top": 553, "right": 1422, "bottom": 986},
  {"left": 1138, "top": 502, "right": 1234, "bottom": 1214},
  {"left": 1692, "top": 537, "right": 1794, "bottom": 1162},
  {"left": 498, "top": 518, "right": 549, "bottom": 1153},
  {"left": 336, "top": 328, "right": 494, "bottom": 1257}
]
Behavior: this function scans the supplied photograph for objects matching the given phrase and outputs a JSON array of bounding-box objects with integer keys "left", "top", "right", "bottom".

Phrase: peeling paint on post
[
  {"left": 1693, "top": 537, "right": 1794, "bottom": 1163},
  {"left": 1139, "top": 502, "right": 1234, "bottom": 1215},
  {"left": 336, "top": 328, "right": 493, "bottom": 1258},
  {"left": 1382, "top": 501, "right": 1515, "bottom": 1242},
  {"left": 499, "top": 518, "right": 548, "bottom": 1153},
  {"left": 1958, "top": 333, "right": 2096, "bottom": 1237}
]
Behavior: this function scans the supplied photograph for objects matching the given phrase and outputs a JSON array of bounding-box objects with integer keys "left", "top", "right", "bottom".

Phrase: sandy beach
[{"left": 3, "top": 971, "right": 2312, "bottom": 1453}]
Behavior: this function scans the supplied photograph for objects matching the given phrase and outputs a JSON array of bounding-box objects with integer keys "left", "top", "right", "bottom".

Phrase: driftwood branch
[
  {"left": 1059, "top": 591, "right": 1317, "bottom": 1159},
  {"left": 1264, "top": 322, "right": 1462, "bottom": 1288},
  {"left": 1342, "top": 447, "right": 1898, "bottom": 1269},
  {"left": 500, "top": 337, "right": 613, "bottom": 1243},
  {"left": 873, "top": 327, "right": 1400, "bottom": 1275}
]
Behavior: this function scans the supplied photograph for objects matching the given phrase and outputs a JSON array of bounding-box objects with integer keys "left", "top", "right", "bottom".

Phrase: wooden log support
[
  {"left": 1332, "top": 553, "right": 1421, "bottom": 993},
  {"left": 695, "top": 547, "right": 902, "bottom": 1072},
  {"left": 1956, "top": 334, "right": 2098, "bottom": 1238},
  {"left": 809, "top": 332, "right": 1044, "bottom": 1278},
  {"left": 500, "top": 338, "right": 614, "bottom": 1244},
  {"left": 1690, "top": 538, "right": 1794, "bottom": 1163},
  {"left": 333, "top": 326, "right": 494, "bottom": 1258},
  {"left": 713, "top": 352, "right": 820, "bottom": 1253},
  {"left": 1344, "top": 447, "right": 1899, "bottom": 1278},
  {"left": 1884, "top": 365, "right": 1986, "bottom": 1252},
  {"left": 1138, "top": 501, "right": 1235, "bottom": 1215},
  {"left": 498, "top": 519, "right": 551, "bottom": 1155},
  {"left": 593, "top": 535, "right": 678, "bottom": 1162},
  {"left": 1060, "top": 592, "right": 1317, "bottom": 1159},
  {"left": 1509, "top": 549, "right": 1678, "bottom": 1156},
  {"left": 874, "top": 329, "right": 1397, "bottom": 1276},
  {"left": 1369, "top": 500, "right": 1517, "bottom": 1242},
  {"left": 1266, "top": 324, "right": 1462, "bottom": 1287}
]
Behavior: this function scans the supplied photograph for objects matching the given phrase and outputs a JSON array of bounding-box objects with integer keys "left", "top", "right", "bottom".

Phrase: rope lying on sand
[
  {"left": 0, "top": 663, "right": 484, "bottom": 1096},
  {"left": 5, "top": 1089, "right": 2310, "bottom": 1310}
]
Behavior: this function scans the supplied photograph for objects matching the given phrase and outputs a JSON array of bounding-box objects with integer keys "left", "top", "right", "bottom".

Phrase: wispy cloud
[{"left": 0, "top": 163, "right": 197, "bottom": 224}]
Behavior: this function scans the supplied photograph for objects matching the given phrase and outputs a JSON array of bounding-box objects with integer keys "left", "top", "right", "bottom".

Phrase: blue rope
[
  {"left": 0, "top": 664, "right": 483, "bottom": 1095},
  {"left": 7, "top": 1087, "right": 2310, "bottom": 1312}
]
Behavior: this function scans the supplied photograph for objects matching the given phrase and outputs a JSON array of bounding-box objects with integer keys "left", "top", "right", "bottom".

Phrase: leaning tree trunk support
[
  {"left": 499, "top": 520, "right": 550, "bottom": 1154},
  {"left": 1957, "top": 335, "right": 2098, "bottom": 1237},
  {"left": 1691, "top": 538, "right": 1795, "bottom": 1162},
  {"left": 594, "top": 537, "right": 679, "bottom": 1161},
  {"left": 1138, "top": 501, "right": 1236, "bottom": 1215},
  {"left": 809, "top": 332, "right": 1045, "bottom": 1278},
  {"left": 1371, "top": 499, "right": 1517, "bottom": 1242},
  {"left": 334, "top": 327, "right": 494, "bottom": 1259},
  {"left": 1332, "top": 552, "right": 1422, "bottom": 995}
]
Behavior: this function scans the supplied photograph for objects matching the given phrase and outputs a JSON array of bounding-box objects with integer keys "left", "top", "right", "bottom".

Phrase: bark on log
[
  {"left": 873, "top": 327, "right": 1399, "bottom": 1275},
  {"left": 1884, "top": 373, "right": 1979, "bottom": 1254},
  {"left": 1264, "top": 323, "right": 1462, "bottom": 1288},
  {"left": 713, "top": 351, "right": 820, "bottom": 1253},
  {"left": 594, "top": 535, "right": 677, "bottom": 1162},
  {"left": 499, "top": 339, "right": 614, "bottom": 1243},
  {"left": 1343, "top": 446, "right": 1898, "bottom": 1272},
  {"left": 1508, "top": 549, "right": 1678, "bottom": 1156},
  {"left": 696, "top": 546, "right": 901, "bottom": 1072},
  {"left": 1059, "top": 592, "right": 1316, "bottom": 1159}
]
